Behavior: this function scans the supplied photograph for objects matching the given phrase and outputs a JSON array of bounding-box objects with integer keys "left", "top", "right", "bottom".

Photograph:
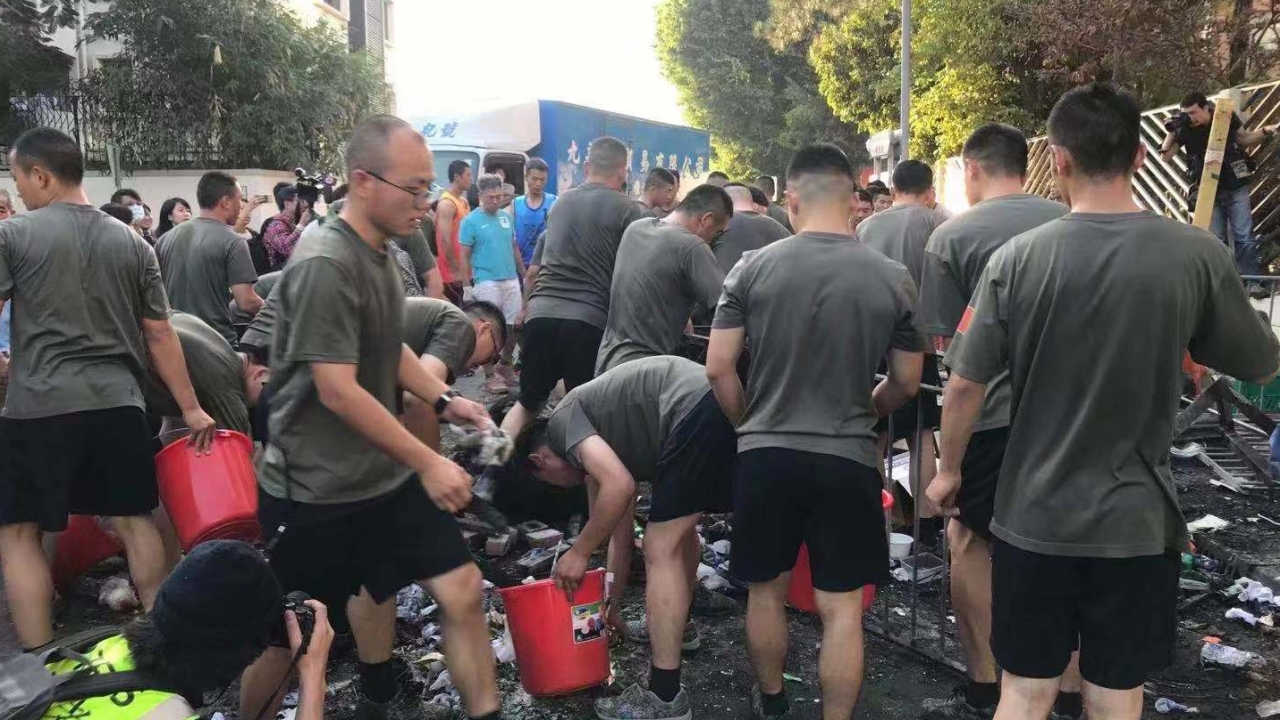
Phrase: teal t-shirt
[{"left": 459, "top": 209, "right": 518, "bottom": 283}]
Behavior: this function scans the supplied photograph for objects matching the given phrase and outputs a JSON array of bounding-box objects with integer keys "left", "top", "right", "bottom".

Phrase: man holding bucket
[
  {"left": 706, "top": 143, "right": 925, "bottom": 720},
  {"left": 518, "top": 355, "right": 736, "bottom": 720},
  {"left": 0, "top": 128, "right": 217, "bottom": 650},
  {"left": 238, "top": 116, "right": 505, "bottom": 720}
]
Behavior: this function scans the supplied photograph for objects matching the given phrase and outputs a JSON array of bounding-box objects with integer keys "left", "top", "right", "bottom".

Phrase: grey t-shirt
[
  {"left": 596, "top": 219, "right": 725, "bottom": 374},
  {"left": 257, "top": 218, "right": 411, "bottom": 504},
  {"left": 547, "top": 356, "right": 711, "bottom": 482},
  {"left": 947, "top": 212, "right": 1280, "bottom": 558},
  {"left": 856, "top": 203, "right": 947, "bottom": 286},
  {"left": 0, "top": 203, "right": 170, "bottom": 419},
  {"left": 156, "top": 217, "right": 258, "bottom": 343},
  {"left": 526, "top": 183, "right": 647, "bottom": 329},
  {"left": 766, "top": 203, "right": 793, "bottom": 233},
  {"left": 920, "top": 194, "right": 1067, "bottom": 430},
  {"left": 145, "top": 312, "right": 250, "bottom": 434},
  {"left": 713, "top": 233, "right": 926, "bottom": 467},
  {"left": 712, "top": 211, "right": 790, "bottom": 274},
  {"left": 402, "top": 297, "right": 476, "bottom": 380}
]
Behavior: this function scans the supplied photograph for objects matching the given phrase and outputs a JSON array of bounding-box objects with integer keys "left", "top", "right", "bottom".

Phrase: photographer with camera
[
  {"left": 261, "top": 186, "right": 315, "bottom": 270},
  {"left": 16, "top": 540, "right": 333, "bottom": 720},
  {"left": 1161, "top": 91, "right": 1280, "bottom": 295}
]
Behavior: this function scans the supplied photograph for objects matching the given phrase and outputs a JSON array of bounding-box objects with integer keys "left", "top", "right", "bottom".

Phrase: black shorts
[
  {"left": 956, "top": 426, "right": 1009, "bottom": 542},
  {"left": 992, "top": 540, "right": 1178, "bottom": 690},
  {"left": 518, "top": 317, "right": 604, "bottom": 411},
  {"left": 259, "top": 478, "right": 473, "bottom": 633},
  {"left": 875, "top": 355, "right": 942, "bottom": 442},
  {"left": 650, "top": 391, "right": 736, "bottom": 523},
  {"left": 731, "top": 448, "right": 889, "bottom": 593},
  {"left": 0, "top": 407, "right": 158, "bottom": 531}
]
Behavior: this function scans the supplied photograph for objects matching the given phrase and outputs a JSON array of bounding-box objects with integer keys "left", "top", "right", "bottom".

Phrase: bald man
[
  {"left": 712, "top": 183, "right": 790, "bottom": 274},
  {"left": 239, "top": 116, "right": 503, "bottom": 720}
]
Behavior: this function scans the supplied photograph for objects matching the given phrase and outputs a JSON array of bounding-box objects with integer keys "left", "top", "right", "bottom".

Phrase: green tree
[
  {"left": 796, "top": 0, "right": 1280, "bottom": 162},
  {"left": 81, "top": 0, "right": 387, "bottom": 171},
  {"left": 655, "top": 0, "right": 864, "bottom": 181},
  {"left": 0, "top": 0, "right": 76, "bottom": 143}
]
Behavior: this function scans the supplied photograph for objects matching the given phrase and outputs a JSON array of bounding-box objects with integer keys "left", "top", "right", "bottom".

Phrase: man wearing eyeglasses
[
  {"left": 596, "top": 184, "right": 731, "bottom": 375},
  {"left": 240, "top": 116, "right": 506, "bottom": 720}
]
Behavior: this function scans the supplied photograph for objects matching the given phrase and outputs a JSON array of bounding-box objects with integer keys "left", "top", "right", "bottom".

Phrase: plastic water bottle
[{"left": 1200, "top": 641, "right": 1258, "bottom": 668}]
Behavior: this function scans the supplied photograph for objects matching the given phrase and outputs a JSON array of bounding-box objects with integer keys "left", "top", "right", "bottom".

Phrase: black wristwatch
[{"left": 434, "top": 389, "right": 461, "bottom": 416}]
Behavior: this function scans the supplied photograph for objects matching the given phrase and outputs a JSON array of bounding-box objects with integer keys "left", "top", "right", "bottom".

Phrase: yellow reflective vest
[{"left": 42, "top": 636, "right": 198, "bottom": 720}]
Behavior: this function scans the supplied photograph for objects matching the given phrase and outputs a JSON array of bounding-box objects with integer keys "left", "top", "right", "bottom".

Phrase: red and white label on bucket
[{"left": 571, "top": 601, "right": 605, "bottom": 644}]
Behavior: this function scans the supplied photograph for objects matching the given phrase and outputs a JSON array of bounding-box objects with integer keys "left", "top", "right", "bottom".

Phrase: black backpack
[
  {"left": 248, "top": 222, "right": 277, "bottom": 275},
  {"left": 2, "top": 627, "right": 186, "bottom": 720}
]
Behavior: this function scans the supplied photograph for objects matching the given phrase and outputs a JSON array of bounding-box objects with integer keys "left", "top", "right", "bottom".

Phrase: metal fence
[
  {"left": 1, "top": 93, "right": 227, "bottom": 172},
  {"left": 1025, "top": 81, "right": 1280, "bottom": 253}
]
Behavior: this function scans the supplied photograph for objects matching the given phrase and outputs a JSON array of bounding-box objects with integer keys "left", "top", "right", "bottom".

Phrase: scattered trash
[
  {"left": 892, "top": 552, "right": 944, "bottom": 583},
  {"left": 395, "top": 584, "right": 427, "bottom": 621},
  {"left": 1257, "top": 699, "right": 1280, "bottom": 717},
  {"left": 697, "top": 563, "right": 731, "bottom": 591},
  {"left": 708, "top": 539, "right": 731, "bottom": 556},
  {"left": 1187, "top": 515, "right": 1231, "bottom": 533},
  {"left": 491, "top": 628, "right": 516, "bottom": 664},
  {"left": 1226, "top": 608, "right": 1262, "bottom": 625},
  {"left": 782, "top": 673, "right": 803, "bottom": 684},
  {"left": 1171, "top": 443, "right": 1205, "bottom": 459},
  {"left": 1181, "top": 553, "right": 1221, "bottom": 573},
  {"left": 1155, "top": 697, "right": 1198, "bottom": 713},
  {"left": 1200, "top": 639, "right": 1261, "bottom": 669},
  {"left": 1225, "top": 578, "right": 1280, "bottom": 606},
  {"left": 429, "top": 669, "right": 453, "bottom": 693},
  {"left": 281, "top": 691, "right": 299, "bottom": 709},
  {"left": 892, "top": 607, "right": 908, "bottom": 617},
  {"left": 98, "top": 576, "right": 139, "bottom": 612},
  {"left": 1180, "top": 578, "right": 1210, "bottom": 592},
  {"left": 1252, "top": 515, "right": 1280, "bottom": 528}
]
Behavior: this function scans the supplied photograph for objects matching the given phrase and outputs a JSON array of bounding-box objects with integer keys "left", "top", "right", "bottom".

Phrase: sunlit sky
[{"left": 387, "top": 0, "right": 686, "bottom": 126}]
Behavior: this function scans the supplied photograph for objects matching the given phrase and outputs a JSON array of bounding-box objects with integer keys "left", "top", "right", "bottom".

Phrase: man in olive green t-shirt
[
  {"left": 155, "top": 172, "right": 263, "bottom": 344},
  {"left": 239, "top": 116, "right": 502, "bottom": 720},
  {"left": 916, "top": 123, "right": 1067, "bottom": 720},
  {"left": 931, "top": 84, "right": 1280, "bottom": 720}
]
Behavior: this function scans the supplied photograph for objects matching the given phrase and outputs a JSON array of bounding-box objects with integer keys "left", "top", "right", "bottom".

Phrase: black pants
[{"left": 517, "top": 317, "right": 604, "bottom": 411}]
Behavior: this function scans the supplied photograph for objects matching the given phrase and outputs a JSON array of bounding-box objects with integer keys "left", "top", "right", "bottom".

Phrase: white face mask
[{"left": 129, "top": 204, "right": 146, "bottom": 222}]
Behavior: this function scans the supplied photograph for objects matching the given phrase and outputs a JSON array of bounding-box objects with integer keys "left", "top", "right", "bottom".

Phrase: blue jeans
[{"left": 1209, "top": 185, "right": 1261, "bottom": 277}]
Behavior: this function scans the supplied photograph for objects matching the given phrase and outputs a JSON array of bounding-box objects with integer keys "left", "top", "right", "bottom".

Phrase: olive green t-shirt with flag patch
[
  {"left": 946, "top": 211, "right": 1279, "bottom": 559},
  {"left": 920, "top": 193, "right": 1068, "bottom": 430}
]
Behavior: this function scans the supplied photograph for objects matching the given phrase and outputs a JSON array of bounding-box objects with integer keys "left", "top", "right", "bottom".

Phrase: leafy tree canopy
[
  {"left": 655, "top": 0, "right": 865, "bottom": 182},
  {"left": 81, "top": 0, "right": 387, "bottom": 171}
]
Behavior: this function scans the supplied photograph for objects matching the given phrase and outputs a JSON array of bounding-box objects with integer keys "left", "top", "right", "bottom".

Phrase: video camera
[
  {"left": 1164, "top": 112, "right": 1191, "bottom": 133},
  {"left": 269, "top": 590, "right": 316, "bottom": 651},
  {"left": 293, "top": 168, "right": 337, "bottom": 209}
]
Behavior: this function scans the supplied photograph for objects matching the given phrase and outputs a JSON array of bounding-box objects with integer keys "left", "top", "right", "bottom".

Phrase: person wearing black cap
[{"left": 40, "top": 540, "right": 333, "bottom": 720}]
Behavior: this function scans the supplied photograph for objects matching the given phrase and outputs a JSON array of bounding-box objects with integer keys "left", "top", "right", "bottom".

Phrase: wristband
[{"left": 434, "top": 389, "right": 461, "bottom": 416}]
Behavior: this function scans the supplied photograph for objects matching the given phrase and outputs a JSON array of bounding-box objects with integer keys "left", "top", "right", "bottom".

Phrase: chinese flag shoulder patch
[{"left": 957, "top": 306, "right": 976, "bottom": 335}]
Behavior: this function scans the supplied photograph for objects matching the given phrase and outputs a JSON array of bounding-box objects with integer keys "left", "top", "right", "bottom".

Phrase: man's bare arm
[
  {"left": 231, "top": 283, "right": 265, "bottom": 315},
  {"left": 459, "top": 246, "right": 474, "bottom": 289},
  {"left": 873, "top": 348, "right": 923, "bottom": 418},
  {"left": 706, "top": 327, "right": 747, "bottom": 425},
  {"left": 397, "top": 345, "right": 491, "bottom": 429},
  {"left": 424, "top": 268, "right": 444, "bottom": 300},
  {"left": 926, "top": 373, "right": 988, "bottom": 514},
  {"left": 436, "top": 202, "right": 459, "bottom": 276}
]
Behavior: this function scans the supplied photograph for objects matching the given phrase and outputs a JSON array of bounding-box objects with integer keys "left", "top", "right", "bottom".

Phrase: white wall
[{"left": 0, "top": 169, "right": 296, "bottom": 231}]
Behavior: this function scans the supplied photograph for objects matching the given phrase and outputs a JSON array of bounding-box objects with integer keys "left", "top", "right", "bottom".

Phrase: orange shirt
[{"left": 437, "top": 191, "right": 470, "bottom": 284}]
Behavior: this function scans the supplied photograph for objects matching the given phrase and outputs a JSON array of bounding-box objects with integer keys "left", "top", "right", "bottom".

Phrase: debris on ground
[
  {"left": 1258, "top": 699, "right": 1280, "bottom": 717},
  {"left": 1188, "top": 514, "right": 1232, "bottom": 532},
  {"left": 1201, "top": 639, "right": 1263, "bottom": 669},
  {"left": 96, "top": 576, "right": 138, "bottom": 612},
  {"left": 1156, "top": 697, "right": 1199, "bottom": 713}
]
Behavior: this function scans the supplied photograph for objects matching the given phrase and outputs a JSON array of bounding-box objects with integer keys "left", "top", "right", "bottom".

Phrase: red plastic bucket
[
  {"left": 155, "top": 430, "right": 260, "bottom": 552},
  {"left": 53, "top": 515, "right": 123, "bottom": 588},
  {"left": 499, "top": 569, "right": 610, "bottom": 696},
  {"left": 787, "top": 489, "right": 894, "bottom": 613}
]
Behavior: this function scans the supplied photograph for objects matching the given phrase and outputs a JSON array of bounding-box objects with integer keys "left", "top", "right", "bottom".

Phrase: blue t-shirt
[
  {"left": 459, "top": 209, "right": 518, "bottom": 283},
  {"left": 513, "top": 193, "right": 556, "bottom": 265}
]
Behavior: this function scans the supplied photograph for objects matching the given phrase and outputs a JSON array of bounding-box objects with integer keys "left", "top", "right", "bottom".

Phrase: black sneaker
[
  {"left": 921, "top": 688, "right": 996, "bottom": 720},
  {"left": 749, "top": 684, "right": 789, "bottom": 719},
  {"left": 355, "top": 690, "right": 456, "bottom": 720},
  {"left": 690, "top": 585, "right": 737, "bottom": 616}
]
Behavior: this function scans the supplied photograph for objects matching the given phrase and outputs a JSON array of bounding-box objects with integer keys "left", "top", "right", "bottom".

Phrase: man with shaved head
[
  {"left": 754, "top": 174, "right": 794, "bottom": 232},
  {"left": 500, "top": 136, "right": 646, "bottom": 437},
  {"left": 240, "top": 115, "right": 504, "bottom": 720},
  {"left": 707, "top": 143, "right": 925, "bottom": 720},
  {"left": 713, "top": 182, "right": 790, "bottom": 274},
  {"left": 640, "top": 167, "right": 678, "bottom": 218}
]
